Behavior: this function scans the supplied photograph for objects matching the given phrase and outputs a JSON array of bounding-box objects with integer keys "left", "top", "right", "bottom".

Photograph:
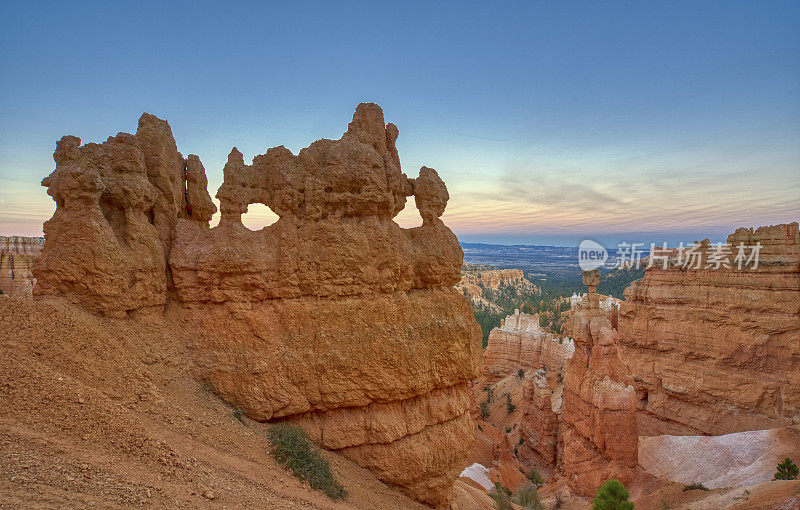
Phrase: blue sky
[{"left": 1, "top": 1, "right": 798, "bottom": 246}]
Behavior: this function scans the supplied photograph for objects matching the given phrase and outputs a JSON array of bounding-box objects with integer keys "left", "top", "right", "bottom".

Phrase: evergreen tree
[
  {"left": 506, "top": 393, "right": 516, "bottom": 414},
  {"left": 593, "top": 479, "right": 634, "bottom": 510},
  {"left": 479, "top": 401, "right": 489, "bottom": 421},
  {"left": 774, "top": 458, "right": 799, "bottom": 480}
]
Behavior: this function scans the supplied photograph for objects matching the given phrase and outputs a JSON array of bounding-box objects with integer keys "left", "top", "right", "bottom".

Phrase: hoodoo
[
  {"left": 559, "top": 270, "right": 639, "bottom": 496},
  {"left": 32, "top": 103, "right": 483, "bottom": 507}
]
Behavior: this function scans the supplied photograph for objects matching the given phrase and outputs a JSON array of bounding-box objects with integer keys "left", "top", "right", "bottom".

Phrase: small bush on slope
[
  {"left": 525, "top": 467, "right": 543, "bottom": 486},
  {"left": 490, "top": 482, "right": 513, "bottom": 510},
  {"left": 683, "top": 482, "right": 708, "bottom": 491},
  {"left": 267, "top": 424, "right": 347, "bottom": 500},
  {"left": 513, "top": 485, "right": 543, "bottom": 509},
  {"left": 774, "top": 458, "right": 799, "bottom": 480},
  {"left": 593, "top": 479, "right": 634, "bottom": 510}
]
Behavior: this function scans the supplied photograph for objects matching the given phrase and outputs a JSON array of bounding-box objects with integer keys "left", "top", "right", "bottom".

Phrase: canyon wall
[
  {"left": 33, "top": 103, "right": 482, "bottom": 507},
  {"left": 618, "top": 223, "right": 800, "bottom": 436},
  {"left": 483, "top": 310, "right": 574, "bottom": 383},
  {"left": 559, "top": 270, "right": 639, "bottom": 496},
  {"left": 0, "top": 236, "right": 42, "bottom": 299},
  {"left": 458, "top": 268, "right": 537, "bottom": 307}
]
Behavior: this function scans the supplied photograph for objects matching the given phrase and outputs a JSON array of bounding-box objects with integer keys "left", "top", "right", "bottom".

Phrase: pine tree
[
  {"left": 479, "top": 401, "right": 489, "bottom": 421},
  {"left": 593, "top": 479, "right": 634, "bottom": 510},
  {"left": 774, "top": 458, "right": 799, "bottom": 480}
]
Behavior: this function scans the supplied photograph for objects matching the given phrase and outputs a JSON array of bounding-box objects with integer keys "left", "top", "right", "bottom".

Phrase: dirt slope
[{"left": 0, "top": 296, "right": 464, "bottom": 509}]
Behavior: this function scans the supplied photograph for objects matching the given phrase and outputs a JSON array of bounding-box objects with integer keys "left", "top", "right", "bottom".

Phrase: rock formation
[
  {"left": 458, "top": 268, "right": 537, "bottom": 309},
  {"left": 34, "top": 117, "right": 216, "bottom": 317},
  {"left": 519, "top": 368, "right": 562, "bottom": 465},
  {"left": 558, "top": 269, "right": 639, "bottom": 496},
  {"left": 483, "top": 310, "right": 574, "bottom": 383},
  {"left": 0, "top": 236, "right": 42, "bottom": 298},
  {"left": 618, "top": 223, "right": 800, "bottom": 436},
  {"left": 33, "top": 103, "right": 482, "bottom": 507}
]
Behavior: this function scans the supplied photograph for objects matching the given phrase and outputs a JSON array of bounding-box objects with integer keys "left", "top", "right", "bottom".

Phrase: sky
[{"left": 1, "top": 1, "right": 798, "bottom": 247}]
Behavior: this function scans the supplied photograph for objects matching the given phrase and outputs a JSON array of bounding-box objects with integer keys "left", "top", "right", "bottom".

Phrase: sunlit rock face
[
  {"left": 483, "top": 310, "right": 574, "bottom": 383},
  {"left": 0, "top": 236, "right": 42, "bottom": 299},
  {"left": 34, "top": 103, "right": 482, "bottom": 507},
  {"left": 618, "top": 223, "right": 800, "bottom": 436}
]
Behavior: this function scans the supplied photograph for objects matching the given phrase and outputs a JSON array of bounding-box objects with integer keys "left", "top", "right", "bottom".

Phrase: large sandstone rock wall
[
  {"left": 618, "top": 223, "right": 800, "bottom": 436},
  {"left": 483, "top": 310, "right": 574, "bottom": 383},
  {"left": 33, "top": 103, "right": 482, "bottom": 507},
  {"left": 0, "top": 236, "right": 42, "bottom": 299}
]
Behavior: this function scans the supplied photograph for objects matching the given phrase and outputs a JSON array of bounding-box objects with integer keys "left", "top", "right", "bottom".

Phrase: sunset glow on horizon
[{"left": 2, "top": 2, "right": 798, "bottom": 246}]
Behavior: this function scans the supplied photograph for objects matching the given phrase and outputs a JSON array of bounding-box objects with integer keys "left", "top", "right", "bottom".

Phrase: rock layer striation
[
  {"left": 483, "top": 310, "right": 574, "bottom": 383},
  {"left": 618, "top": 223, "right": 800, "bottom": 436},
  {"left": 0, "top": 236, "right": 42, "bottom": 299}
]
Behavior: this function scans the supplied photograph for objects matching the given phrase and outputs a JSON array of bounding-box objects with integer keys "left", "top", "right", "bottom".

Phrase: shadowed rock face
[
  {"left": 618, "top": 223, "right": 800, "bottom": 436},
  {"left": 34, "top": 103, "right": 482, "bottom": 507}
]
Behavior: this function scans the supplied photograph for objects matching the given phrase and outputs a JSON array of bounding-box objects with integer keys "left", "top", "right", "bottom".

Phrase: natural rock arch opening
[
  {"left": 394, "top": 196, "right": 424, "bottom": 228},
  {"left": 241, "top": 202, "right": 279, "bottom": 231}
]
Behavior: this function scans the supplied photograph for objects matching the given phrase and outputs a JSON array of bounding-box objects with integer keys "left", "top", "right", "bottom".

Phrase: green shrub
[
  {"left": 490, "top": 482, "right": 513, "bottom": 510},
  {"left": 505, "top": 426, "right": 512, "bottom": 433},
  {"left": 506, "top": 393, "right": 516, "bottom": 414},
  {"left": 593, "top": 479, "right": 634, "bottom": 510},
  {"left": 518, "top": 368, "right": 525, "bottom": 378},
  {"left": 683, "top": 482, "right": 708, "bottom": 491},
  {"left": 267, "top": 424, "right": 347, "bottom": 500},
  {"left": 526, "top": 467, "right": 543, "bottom": 486},
  {"left": 518, "top": 436, "right": 524, "bottom": 446},
  {"left": 774, "top": 458, "right": 799, "bottom": 480},
  {"left": 514, "top": 486, "right": 543, "bottom": 509},
  {"left": 477, "top": 424, "right": 483, "bottom": 431}
]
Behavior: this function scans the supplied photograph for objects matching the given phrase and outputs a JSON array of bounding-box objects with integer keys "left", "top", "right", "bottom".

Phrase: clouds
[{"left": 434, "top": 130, "right": 800, "bottom": 241}]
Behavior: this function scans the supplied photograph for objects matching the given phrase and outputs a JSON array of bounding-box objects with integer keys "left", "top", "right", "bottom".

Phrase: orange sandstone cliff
[
  {"left": 31, "top": 103, "right": 483, "bottom": 507},
  {"left": 483, "top": 311, "right": 574, "bottom": 383},
  {"left": 0, "top": 236, "right": 41, "bottom": 299},
  {"left": 618, "top": 224, "right": 800, "bottom": 436}
]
